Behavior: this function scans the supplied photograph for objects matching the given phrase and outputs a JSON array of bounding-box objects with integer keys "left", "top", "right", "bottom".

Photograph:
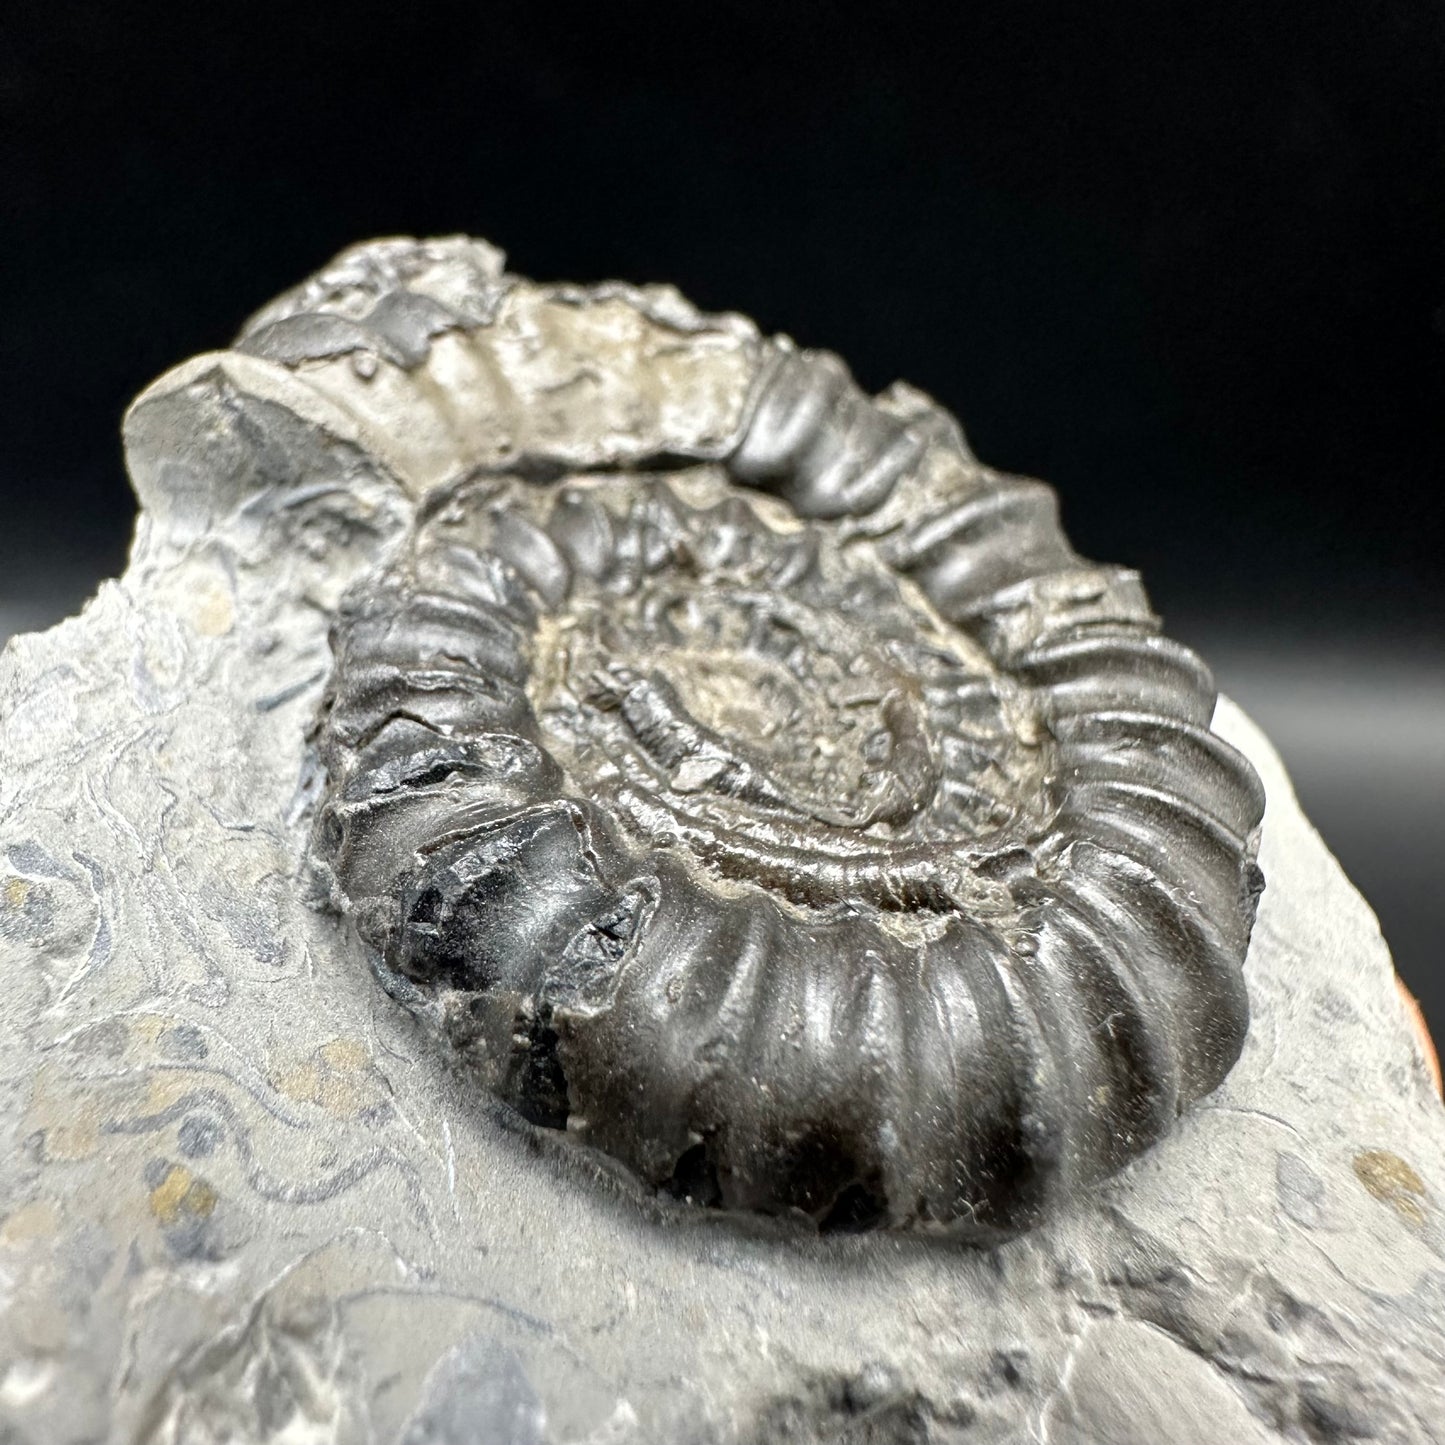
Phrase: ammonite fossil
[{"left": 299, "top": 240, "right": 1265, "bottom": 1242}]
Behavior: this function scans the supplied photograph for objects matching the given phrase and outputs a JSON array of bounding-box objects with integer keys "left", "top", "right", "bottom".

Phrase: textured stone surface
[{"left": 1, "top": 238, "right": 1442, "bottom": 1442}]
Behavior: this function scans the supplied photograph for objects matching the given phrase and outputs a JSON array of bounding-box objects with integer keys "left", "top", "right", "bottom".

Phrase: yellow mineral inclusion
[
  {"left": 273, "top": 1037, "right": 374, "bottom": 1117},
  {"left": 148, "top": 1165, "right": 218, "bottom": 1226},
  {"left": 1353, "top": 1148, "right": 1427, "bottom": 1226},
  {"left": 319, "top": 1037, "right": 369, "bottom": 1071}
]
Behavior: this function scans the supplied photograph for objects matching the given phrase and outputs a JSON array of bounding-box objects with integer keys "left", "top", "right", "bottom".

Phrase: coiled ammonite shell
[{"left": 301, "top": 241, "right": 1264, "bottom": 1241}]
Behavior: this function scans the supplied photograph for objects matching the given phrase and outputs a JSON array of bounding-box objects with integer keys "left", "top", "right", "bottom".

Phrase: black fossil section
[{"left": 308, "top": 310, "right": 1265, "bottom": 1242}]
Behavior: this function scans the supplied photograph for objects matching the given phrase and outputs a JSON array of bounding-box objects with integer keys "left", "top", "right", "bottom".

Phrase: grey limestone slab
[{"left": 1, "top": 237, "right": 1441, "bottom": 1443}]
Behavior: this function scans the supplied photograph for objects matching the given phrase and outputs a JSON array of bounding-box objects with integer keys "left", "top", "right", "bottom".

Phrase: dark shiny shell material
[{"left": 306, "top": 285, "right": 1265, "bottom": 1242}]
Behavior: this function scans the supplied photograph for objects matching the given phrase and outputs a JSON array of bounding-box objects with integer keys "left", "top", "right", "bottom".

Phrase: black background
[{"left": 2, "top": 3, "right": 1441, "bottom": 1033}]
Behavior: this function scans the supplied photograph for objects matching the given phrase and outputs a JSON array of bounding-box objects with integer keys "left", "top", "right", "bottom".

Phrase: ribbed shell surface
[{"left": 297, "top": 247, "right": 1265, "bottom": 1241}]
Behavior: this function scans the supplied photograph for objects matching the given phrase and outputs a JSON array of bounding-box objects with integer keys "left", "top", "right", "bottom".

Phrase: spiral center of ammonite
[
  {"left": 558, "top": 586, "right": 940, "bottom": 830},
  {"left": 516, "top": 475, "right": 1057, "bottom": 899}
]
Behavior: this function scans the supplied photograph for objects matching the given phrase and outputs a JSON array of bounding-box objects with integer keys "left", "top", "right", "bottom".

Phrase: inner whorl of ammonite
[
  {"left": 302, "top": 247, "right": 1265, "bottom": 1242},
  {"left": 517, "top": 474, "right": 1055, "bottom": 917}
]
